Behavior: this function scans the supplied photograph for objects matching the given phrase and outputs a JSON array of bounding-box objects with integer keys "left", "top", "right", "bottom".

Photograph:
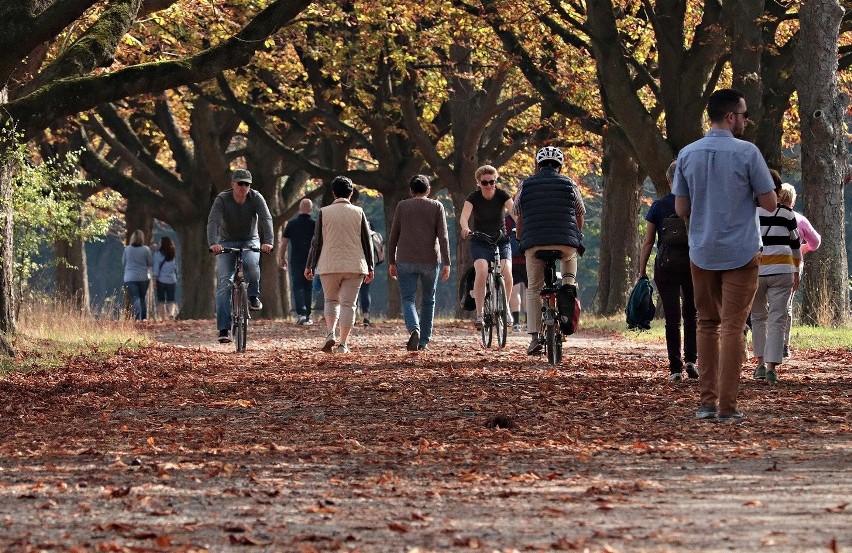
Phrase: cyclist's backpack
[
  {"left": 656, "top": 215, "right": 690, "bottom": 271},
  {"left": 370, "top": 230, "right": 385, "bottom": 265},
  {"left": 556, "top": 283, "right": 581, "bottom": 335},
  {"left": 626, "top": 275, "right": 655, "bottom": 331},
  {"left": 458, "top": 266, "right": 476, "bottom": 311}
]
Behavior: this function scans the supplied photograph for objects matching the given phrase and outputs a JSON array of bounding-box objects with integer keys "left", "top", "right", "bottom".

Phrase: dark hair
[
  {"left": 409, "top": 174, "right": 430, "bottom": 194},
  {"left": 331, "top": 176, "right": 354, "bottom": 198},
  {"left": 538, "top": 159, "right": 561, "bottom": 170},
  {"left": 768, "top": 168, "right": 783, "bottom": 193},
  {"left": 707, "top": 89, "right": 744, "bottom": 123},
  {"left": 159, "top": 236, "right": 176, "bottom": 261}
]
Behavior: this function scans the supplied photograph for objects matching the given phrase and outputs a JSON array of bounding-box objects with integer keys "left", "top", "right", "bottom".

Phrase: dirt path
[{"left": 0, "top": 319, "right": 849, "bottom": 552}]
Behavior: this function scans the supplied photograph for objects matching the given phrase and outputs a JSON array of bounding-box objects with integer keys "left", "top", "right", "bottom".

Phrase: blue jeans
[
  {"left": 125, "top": 280, "right": 149, "bottom": 320},
  {"left": 215, "top": 240, "right": 260, "bottom": 331},
  {"left": 290, "top": 265, "right": 312, "bottom": 318},
  {"left": 397, "top": 263, "right": 440, "bottom": 347}
]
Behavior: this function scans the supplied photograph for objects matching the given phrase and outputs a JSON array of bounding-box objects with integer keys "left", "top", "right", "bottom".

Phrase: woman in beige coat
[{"left": 305, "top": 176, "right": 375, "bottom": 353}]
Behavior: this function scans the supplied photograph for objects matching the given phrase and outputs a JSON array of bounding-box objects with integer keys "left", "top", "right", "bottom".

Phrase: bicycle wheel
[
  {"left": 480, "top": 277, "right": 493, "bottom": 348},
  {"left": 233, "top": 282, "right": 249, "bottom": 352},
  {"left": 494, "top": 278, "right": 508, "bottom": 348},
  {"left": 554, "top": 325, "right": 563, "bottom": 364},
  {"left": 546, "top": 317, "right": 558, "bottom": 365}
]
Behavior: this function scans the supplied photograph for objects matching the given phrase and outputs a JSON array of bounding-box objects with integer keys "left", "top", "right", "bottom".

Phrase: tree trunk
[
  {"left": 382, "top": 185, "right": 412, "bottom": 318},
  {"left": 596, "top": 133, "right": 642, "bottom": 316},
  {"left": 796, "top": 0, "right": 849, "bottom": 325},
  {"left": 0, "top": 123, "right": 14, "bottom": 356},
  {"left": 54, "top": 235, "right": 90, "bottom": 315},
  {"left": 174, "top": 219, "right": 215, "bottom": 320}
]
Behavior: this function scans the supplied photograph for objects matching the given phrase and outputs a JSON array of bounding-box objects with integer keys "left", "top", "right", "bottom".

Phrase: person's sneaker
[
  {"left": 765, "top": 369, "right": 779, "bottom": 384},
  {"left": 685, "top": 362, "right": 699, "bottom": 379},
  {"left": 667, "top": 372, "right": 683, "bottom": 382},
  {"left": 335, "top": 343, "right": 350, "bottom": 354},
  {"left": 753, "top": 363, "right": 767, "bottom": 380},
  {"left": 694, "top": 405, "right": 718, "bottom": 420},
  {"left": 474, "top": 315, "right": 484, "bottom": 330},
  {"left": 321, "top": 333, "right": 336, "bottom": 353},
  {"left": 717, "top": 411, "right": 745, "bottom": 423},
  {"left": 302, "top": 317, "right": 314, "bottom": 326},
  {"left": 249, "top": 297, "right": 263, "bottom": 311},
  {"left": 363, "top": 318, "right": 372, "bottom": 327},
  {"left": 417, "top": 343, "right": 429, "bottom": 351},
  {"left": 526, "top": 334, "right": 543, "bottom": 355},
  {"left": 512, "top": 323, "right": 522, "bottom": 332},
  {"left": 783, "top": 345, "right": 790, "bottom": 359},
  {"left": 217, "top": 329, "right": 232, "bottom": 343},
  {"left": 406, "top": 329, "right": 420, "bottom": 351}
]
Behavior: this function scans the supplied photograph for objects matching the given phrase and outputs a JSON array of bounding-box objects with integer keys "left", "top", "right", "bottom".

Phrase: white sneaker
[{"left": 512, "top": 324, "right": 522, "bottom": 332}]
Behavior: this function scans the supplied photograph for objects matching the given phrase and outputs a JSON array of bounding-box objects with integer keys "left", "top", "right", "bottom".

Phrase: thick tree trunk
[
  {"left": 382, "top": 185, "right": 412, "bottom": 318},
  {"left": 54, "top": 235, "right": 90, "bottom": 315},
  {"left": 596, "top": 133, "right": 642, "bottom": 316},
  {"left": 175, "top": 219, "right": 215, "bottom": 320},
  {"left": 796, "top": 0, "right": 849, "bottom": 325}
]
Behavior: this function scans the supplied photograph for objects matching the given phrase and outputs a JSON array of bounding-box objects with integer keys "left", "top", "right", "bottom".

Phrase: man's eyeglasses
[
  {"left": 479, "top": 179, "right": 496, "bottom": 186},
  {"left": 732, "top": 111, "right": 749, "bottom": 120},
  {"left": 235, "top": 181, "right": 251, "bottom": 187}
]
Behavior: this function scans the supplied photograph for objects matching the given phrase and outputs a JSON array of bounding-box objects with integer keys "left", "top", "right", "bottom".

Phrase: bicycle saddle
[{"left": 534, "top": 250, "right": 562, "bottom": 261}]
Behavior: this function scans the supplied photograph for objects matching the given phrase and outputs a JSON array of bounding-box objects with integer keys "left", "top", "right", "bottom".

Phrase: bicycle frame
[
  {"left": 535, "top": 251, "right": 563, "bottom": 365},
  {"left": 215, "top": 247, "right": 261, "bottom": 353}
]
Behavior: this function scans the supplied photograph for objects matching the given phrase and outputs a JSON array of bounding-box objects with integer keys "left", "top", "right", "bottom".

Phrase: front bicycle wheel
[
  {"left": 480, "top": 280, "right": 493, "bottom": 348},
  {"left": 546, "top": 318, "right": 558, "bottom": 365},
  {"left": 233, "top": 282, "right": 249, "bottom": 352},
  {"left": 494, "top": 278, "right": 508, "bottom": 348}
]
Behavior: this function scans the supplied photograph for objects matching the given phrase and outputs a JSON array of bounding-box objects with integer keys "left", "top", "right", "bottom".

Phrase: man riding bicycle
[
  {"left": 515, "top": 147, "right": 585, "bottom": 355},
  {"left": 459, "top": 165, "right": 514, "bottom": 330},
  {"left": 207, "top": 168, "right": 274, "bottom": 343}
]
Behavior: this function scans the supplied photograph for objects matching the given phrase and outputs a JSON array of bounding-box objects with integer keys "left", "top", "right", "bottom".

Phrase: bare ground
[{"left": 0, "top": 319, "right": 849, "bottom": 553}]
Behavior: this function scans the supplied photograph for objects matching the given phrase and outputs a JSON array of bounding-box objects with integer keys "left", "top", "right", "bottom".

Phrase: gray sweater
[
  {"left": 207, "top": 189, "right": 274, "bottom": 245},
  {"left": 123, "top": 245, "right": 152, "bottom": 282}
]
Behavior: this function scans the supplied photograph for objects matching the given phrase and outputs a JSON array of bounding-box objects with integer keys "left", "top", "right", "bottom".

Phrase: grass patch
[
  {"left": 1, "top": 301, "right": 149, "bottom": 375},
  {"left": 788, "top": 325, "right": 852, "bottom": 350}
]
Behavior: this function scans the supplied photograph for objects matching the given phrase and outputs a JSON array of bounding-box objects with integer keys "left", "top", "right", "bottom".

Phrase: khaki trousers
[
  {"left": 690, "top": 255, "right": 760, "bottom": 416},
  {"left": 525, "top": 246, "right": 577, "bottom": 333},
  {"left": 321, "top": 272, "right": 364, "bottom": 328}
]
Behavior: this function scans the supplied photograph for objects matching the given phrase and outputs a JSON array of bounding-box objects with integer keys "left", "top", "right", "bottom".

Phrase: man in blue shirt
[
  {"left": 673, "top": 89, "right": 777, "bottom": 423},
  {"left": 281, "top": 198, "right": 317, "bottom": 325}
]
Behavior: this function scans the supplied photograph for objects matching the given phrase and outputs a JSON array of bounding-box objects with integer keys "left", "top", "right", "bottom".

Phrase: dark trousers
[
  {"left": 654, "top": 266, "right": 697, "bottom": 372},
  {"left": 359, "top": 281, "right": 371, "bottom": 314},
  {"left": 290, "top": 266, "right": 313, "bottom": 318},
  {"left": 125, "top": 280, "right": 149, "bottom": 321}
]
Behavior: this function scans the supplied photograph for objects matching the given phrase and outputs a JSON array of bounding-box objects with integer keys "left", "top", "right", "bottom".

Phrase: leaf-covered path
[{"left": 0, "top": 320, "right": 849, "bottom": 552}]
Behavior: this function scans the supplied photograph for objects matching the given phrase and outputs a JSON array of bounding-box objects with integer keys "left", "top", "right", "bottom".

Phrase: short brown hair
[{"left": 475, "top": 165, "right": 498, "bottom": 182}]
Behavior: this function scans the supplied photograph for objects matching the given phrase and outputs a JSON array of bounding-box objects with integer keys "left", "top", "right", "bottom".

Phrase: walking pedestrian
[
  {"left": 282, "top": 198, "right": 317, "bottom": 325},
  {"left": 673, "top": 88, "right": 777, "bottom": 423}
]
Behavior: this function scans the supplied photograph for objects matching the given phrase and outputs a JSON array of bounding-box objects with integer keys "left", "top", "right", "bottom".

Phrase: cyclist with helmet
[
  {"left": 459, "top": 164, "right": 514, "bottom": 330},
  {"left": 515, "top": 146, "right": 585, "bottom": 355}
]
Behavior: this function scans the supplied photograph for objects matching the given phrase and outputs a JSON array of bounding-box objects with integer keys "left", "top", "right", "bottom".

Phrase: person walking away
[
  {"left": 751, "top": 183, "right": 801, "bottom": 383},
  {"left": 387, "top": 174, "right": 451, "bottom": 351},
  {"left": 778, "top": 183, "right": 820, "bottom": 358},
  {"left": 638, "top": 161, "right": 698, "bottom": 381},
  {"left": 123, "top": 229, "right": 153, "bottom": 321},
  {"left": 515, "top": 146, "right": 585, "bottom": 355},
  {"left": 505, "top": 214, "right": 527, "bottom": 331},
  {"left": 281, "top": 198, "right": 317, "bottom": 325},
  {"left": 207, "top": 168, "right": 274, "bottom": 343},
  {"left": 358, "top": 219, "right": 380, "bottom": 327},
  {"left": 673, "top": 88, "right": 777, "bottom": 423},
  {"left": 153, "top": 236, "right": 178, "bottom": 320},
  {"left": 305, "top": 176, "right": 374, "bottom": 353},
  {"left": 458, "top": 165, "right": 514, "bottom": 330}
]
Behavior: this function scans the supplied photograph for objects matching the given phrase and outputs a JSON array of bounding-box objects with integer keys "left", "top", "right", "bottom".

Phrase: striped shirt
[{"left": 758, "top": 204, "right": 801, "bottom": 276}]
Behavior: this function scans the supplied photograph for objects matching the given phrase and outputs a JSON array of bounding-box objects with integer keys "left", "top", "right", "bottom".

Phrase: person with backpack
[
  {"left": 358, "top": 219, "right": 383, "bottom": 327},
  {"left": 638, "top": 161, "right": 698, "bottom": 382}
]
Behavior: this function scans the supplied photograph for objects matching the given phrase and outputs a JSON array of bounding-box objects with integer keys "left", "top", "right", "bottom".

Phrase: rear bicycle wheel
[
  {"left": 546, "top": 320, "right": 558, "bottom": 365},
  {"left": 494, "top": 278, "right": 508, "bottom": 348}
]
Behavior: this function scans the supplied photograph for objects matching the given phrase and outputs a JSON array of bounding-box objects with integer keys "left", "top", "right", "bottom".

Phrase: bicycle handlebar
[
  {"left": 468, "top": 231, "right": 508, "bottom": 246},
  {"left": 210, "top": 246, "right": 263, "bottom": 254}
]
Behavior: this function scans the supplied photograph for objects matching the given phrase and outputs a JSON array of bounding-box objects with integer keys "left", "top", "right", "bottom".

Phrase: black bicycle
[
  {"left": 534, "top": 250, "right": 563, "bottom": 365},
  {"left": 214, "top": 246, "right": 261, "bottom": 353},
  {"left": 469, "top": 231, "right": 509, "bottom": 348}
]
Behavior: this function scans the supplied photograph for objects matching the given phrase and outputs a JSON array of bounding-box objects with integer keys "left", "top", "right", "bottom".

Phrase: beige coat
[{"left": 314, "top": 199, "right": 370, "bottom": 275}]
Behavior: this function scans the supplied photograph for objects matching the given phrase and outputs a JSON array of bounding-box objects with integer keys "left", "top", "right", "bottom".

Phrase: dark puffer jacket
[{"left": 518, "top": 168, "right": 582, "bottom": 250}]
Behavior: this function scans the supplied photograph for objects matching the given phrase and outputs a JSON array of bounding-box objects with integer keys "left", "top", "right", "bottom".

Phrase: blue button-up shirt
[{"left": 672, "top": 129, "right": 776, "bottom": 270}]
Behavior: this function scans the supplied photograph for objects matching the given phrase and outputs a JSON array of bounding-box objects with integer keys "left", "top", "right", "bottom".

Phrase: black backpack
[
  {"left": 626, "top": 276, "right": 655, "bottom": 331},
  {"left": 656, "top": 215, "right": 690, "bottom": 271}
]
